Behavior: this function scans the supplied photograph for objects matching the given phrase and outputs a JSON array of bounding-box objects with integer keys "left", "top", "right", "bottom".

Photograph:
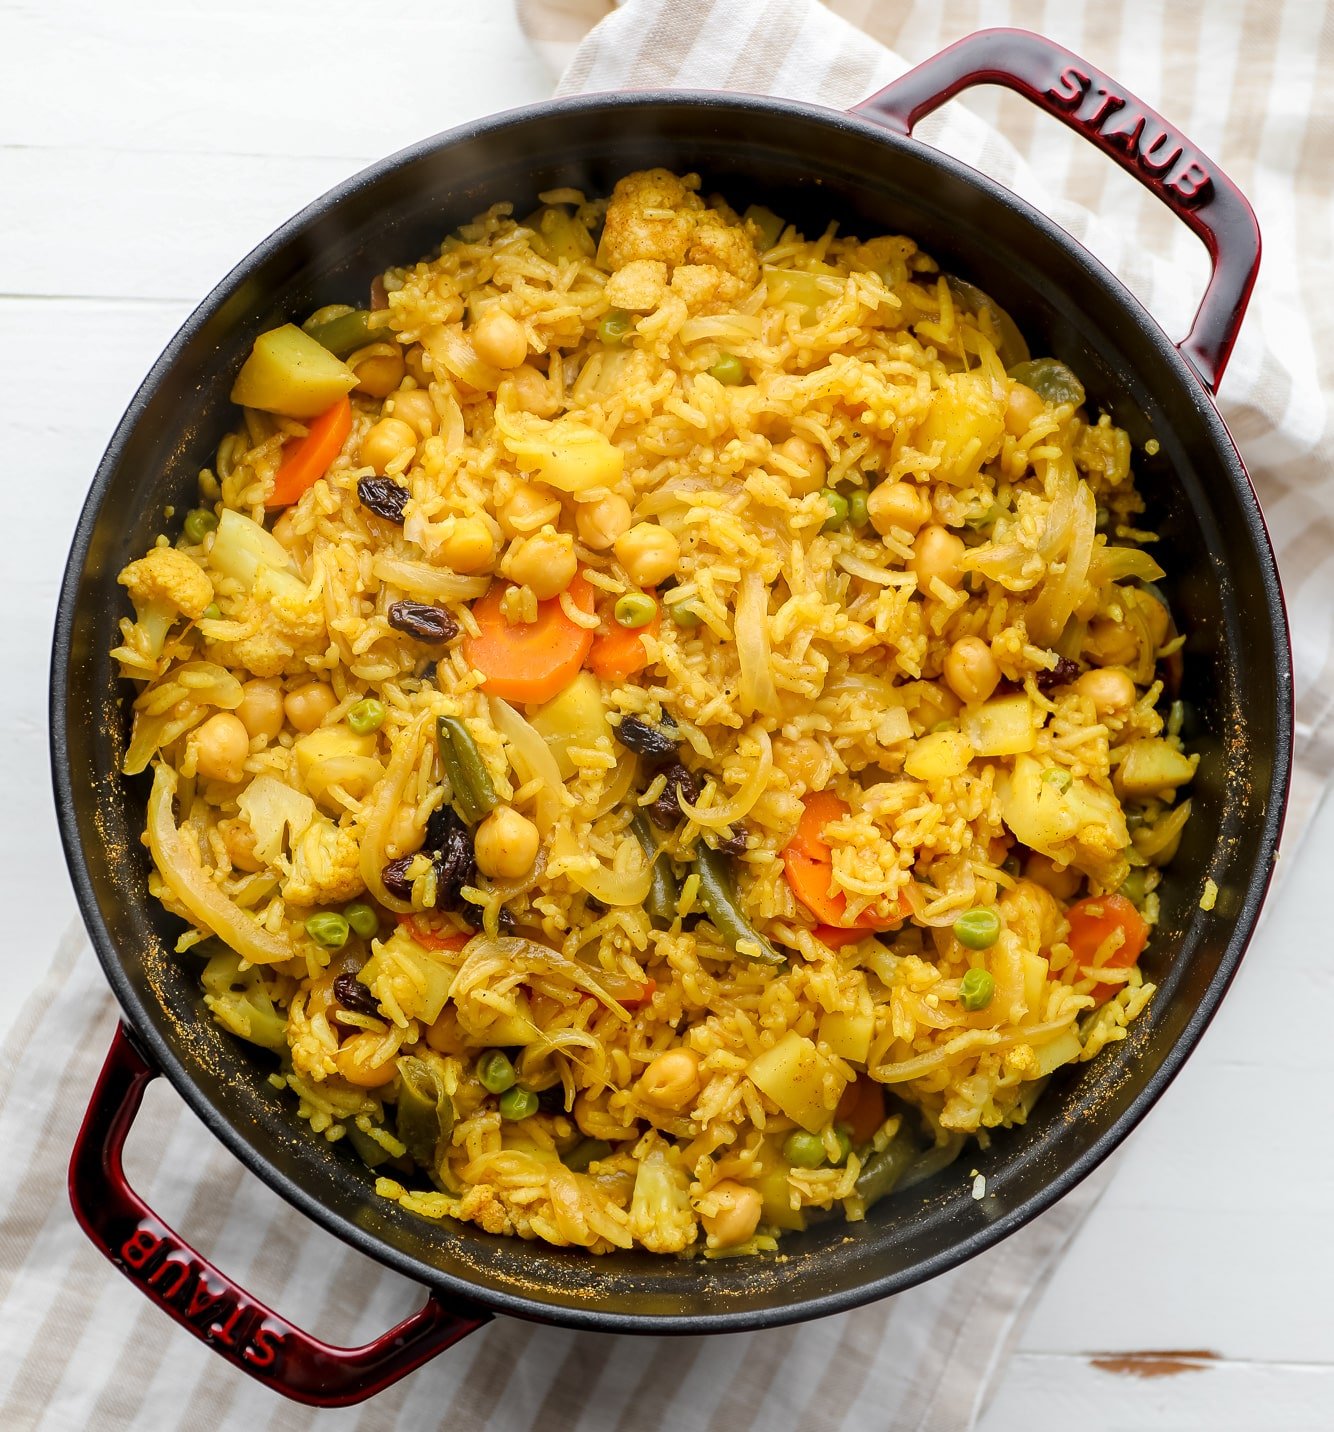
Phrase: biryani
[{"left": 111, "top": 169, "right": 1196, "bottom": 1257}]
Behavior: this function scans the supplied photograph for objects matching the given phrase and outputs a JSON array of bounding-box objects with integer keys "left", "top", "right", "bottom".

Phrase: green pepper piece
[
  {"left": 436, "top": 716, "right": 498, "bottom": 825},
  {"left": 1007, "top": 357, "right": 1086, "bottom": 409},
  {"left": 631, "top": 812, "right": 679, "bottom": 930},
  {"left": 346, "top": 1125, "right": 393, "bottom": 1170},
  {"left": 564, "top": 1138, "right": 613, "bottom": 1173},
  {"left": 693, "top": 846, "right": 783, "bottom": 965},
  {"left": 853, "top": 1123, "right": 919, "bottom": 1211},
  {"left": 395, "top": 1056, "right": 455, "bottom": 1167},
  {"left": 302, "top": 309, "right": 379, "bottom": 358}
]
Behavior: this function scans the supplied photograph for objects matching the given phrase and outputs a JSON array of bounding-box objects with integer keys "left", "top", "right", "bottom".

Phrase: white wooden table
[{"left": 5, "top": 3, "right": 1329, "bottom": 1425}]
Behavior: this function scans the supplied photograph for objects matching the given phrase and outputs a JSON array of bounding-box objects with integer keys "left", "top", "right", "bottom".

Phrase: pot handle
[
  {"left": 852, "top": 27, "right": 1260, "bottom": 392},
  {"left": 68, "top": 1024, "right": 489, "bottom": 1407}
]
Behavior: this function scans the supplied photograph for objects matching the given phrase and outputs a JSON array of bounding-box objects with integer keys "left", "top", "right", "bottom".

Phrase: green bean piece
[
  {"left": 201, "top": 603, "right": 222, "bottom": 622},
  {"left": 846, "top": 491, "right": 869, "bottom": 529},
  {"left": 303, "top": 308, "right": 378, "bottom": 358},
  {"left": 959, "top": 967, "right": 995, "bottom": 1011},
  {"left": 305, "top": 912, "right": 349, "bottom": 949},
  {"left": 631, "top": 812, "right": 679, "bottom": 930},
  {"left": 395, "top": 1056, "right": 455, "bottom": 1166},
  {"left": 598, "top": 309, "right": 633, "bottom": 346},
  {"left": 708, "top": 353, "right": 746, "bottom": 386},
  {"left": 343, "top": 901, "right": 379, "bottom": 939},
  {"left": 183, "top": 509, "right": 218, "bottom": 545},
  {"left": 743, "top": 204, "right": 785, "bottom": 252},
  {"left": 830, "top": 1125, "right": 854, "bottom": 1167},
  {"left": 898, "top": 1132, "right": 968, "bottom": 1191},
  {"left": 783, "top": 1130, "right": 826, "bottom": 1169},
  {"left": 476, "top": 1048, "right": 517, "bottom": 1095},
  {"left": 854, "top": 1123, "right": 919, "bottom": 1211},
  {"left": 614, "top": 593, "right": 657, "bottom": 629},
  {"left": 693, "top": 845, "right": 784, "bottom": 965},
  {"left": 436, "top": 716, "right": 498, "bottom": 825},
  {"left": 820, "top": 489, "right": 849, "bottom": 532},
  {"left": 954, "top": 908, "right": 1001, "bottom": 950},
  {"left": 346, "top": 1125, "right": 392, "bottom": 1169},
  {"left": 1007, "top": 357, "right": 1085, "bottom": 409},
  {"left": 347, "top": 697, "right": 386, "bottom": 735},
  {"left": 564, "top": 1138, "right": 613, "bottom": 1173},
  {"left": 499, "top": 1085, "right": 539, "bottom": 1121}
]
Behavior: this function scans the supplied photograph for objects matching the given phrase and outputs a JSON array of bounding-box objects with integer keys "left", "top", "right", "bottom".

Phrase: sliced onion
[
  {"left": 372, "top": 553, "right": 489, "bottom": 604},
  {"left": 735, "top": 571, "right": 780, "bottom": 718},
  {"left": 489, "top": 698, "right": 566, "bottom": 833},
  {"left": 146, "top": 765, "right": 293, "bottom": 966},
  {"left": 457, "top": 935, "right": 629, "bottom": 1021},
  {"left": 422, "top": 322, "right": 501, "bottom": 394},
  {"left": 594, "top": 753, "right": 638, "bottom": 818},
  {"left": 360, "top": 712, "right": 430, "bottom": 912},
  {"left": 1027, "top": 480, "right": 1096, "bottom": 644},
  {"left": 1090, "top": 547, "right": 1166, "bottom": 585},
  {"left": 679, "top": 728, "right": 772, "bottom": 829},
  {"left": 550, "top": 827, "right": 653, "bottom": 908}
]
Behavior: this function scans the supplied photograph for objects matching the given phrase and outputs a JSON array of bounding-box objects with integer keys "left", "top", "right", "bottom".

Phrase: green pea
[
  {"left": 598, "top": 309, "right": 633, "bottom": 345},
  {"left": 498, "top": 1085, "right": 539, "bottom": 1121},
  {"left": 183, "top": 509, "right": 218, "bottom": 545},
  {"left": 959, "top": 967, "right": 995, "bottom": 1011},
  {"left": 954, "top": 907, "right": 1001, "bottom": 950},
  {"left": 830, "top": 1125, "right": 854, "bottom": 1167},
  {"left": 1042, "top": 766, "right": 1072, "bottom": 793},
  {"left": 708, "top": 353, "right": 746, "bottom": 386},
  {"left": 477, "top": 1049, "right": 516, "bottom": 1095},
  {"left": 847, "top": 491, "right": 869, "bottom": 529},
  {"left": 783, "top": 1130, "right": 826, "bottom": 1169},
  {"left": 820, "top": 489, "right": 849, "bottom": 532},
  {"left": 347, "top": 697, "right": 386, "bottom": 735},
  {"left": 201, "top": 603, "right": 222, "bottom": 621},
  {"left": 343, "top": 902, "right": 379, "bottom": 939},
  {"left": 614, "top": 592, "right": 657, "bottom": 629},
  {"left": 668, "top": 601, "right": 702, "bottom": 629},
  {"left": 1119, "top": 869, "right": 1148, "bottom": 905},
  {"left": 305, "top": 912, "right": 349, "bottom": 949}
]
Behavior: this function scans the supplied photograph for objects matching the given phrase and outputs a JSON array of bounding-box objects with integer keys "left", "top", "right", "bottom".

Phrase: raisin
[
  {"left": 431, "top": 825, "right": 476, "bottom": 911},
  {"left": 613, "top": 714, "right": 679, "bottom": 763},
  {"left": 333, "top": 973, "right": 380, "bottom": 1016},
  {"left": 424, "top": 801, "right": 466, "bottom": 855},
  {"left": 647, "top": 763, "right": 700, "bottom": 829},
  {"left": 357, "top": 477, "right": 409, "bottom": 524},
  {"left": 1035, "top": 655, "right": 1080, "bottom": 692},
  {"left": 388, "top": 601, "right": 458, "bottom": 644},
  {"left": 536, "top": 1084, "right": 566, "bottom": 1113},
  {"left": 381, "top": 856, "right": 416, "bottom": 901},
  {"left": 711, "top": 825, "right": 748, "bottom": 857}
]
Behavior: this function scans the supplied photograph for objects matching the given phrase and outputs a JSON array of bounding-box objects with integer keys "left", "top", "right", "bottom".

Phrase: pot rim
[{"left": 51, "top": 86, "right": 1294, "bottom": 1334}]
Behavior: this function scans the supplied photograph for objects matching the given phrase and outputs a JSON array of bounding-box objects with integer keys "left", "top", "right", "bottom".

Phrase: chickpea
[
  {"left": 501, "top": 363, "right": 560, "bottom": 418},
  {"left": 235, "top": 677, "right": 285, "bottom": 741},
  {"left": 1084, "top": 617, "right": 1139, "bottom": 668},
  {"left": 1131, "top": 589, "right": 1171, "bottom": 651},
  {"left": 348, "top": 343, "right": 406, "bottom": 399},
  {"left": 1024, "top": 852, "right": 1081, "bottom": 900},
  {"left": 360, "top": 417, "right": 417, "bottom": 476},
  {"left": 776, "top": 435, "right": 827, "bottom": 496},
  {"left": 637, "top": 1048, "right": 701, "bottom": 1109},
  {"left": 1076, "top": 666, "right": 1137, "bottom": 716},
  {"left": 772, "top": 735, "right": 827, "bottom": 789},
  {"left": 284, "top": 682, "right": 338, "bottom": 733},
  {"left": 385, "top": 806, "right": 425, "bottom": 860},
  {"left": 913, "top": 679, "right": 961, "bottom": 730},
  {"left": 474, "top": 806, "right": 540, "bottom": 880},
  {"left": 193, "top": 713, "right": 250, "bottom": 783},
  {"left": 614, "top": 522, "right": 680, "bottom": 588},
  {"left": 943, "top": 636, "right": 1001, "bottom": 706},
  {"left": 867, "top": 481, "right": 930, "bottom": 536},
  {"left": 387, "top": 387, "right": 437, "bottom": 439},
  {"left": 1005, "top": 382, "right": 1046, "bottom": 436},
  {"left": 439, "top": 517, "right": 497, "bottom": 574},
  {"left": 498, "top": 481, "right": 562, "bottom": 539},
  {"left": 575, "top": 493, "right": 633, "bottom": 551},
  {"left": 270, "top": 509, "right": 298, "bottom": 550},
  {"left": 403, "top": 344, "right": 432, "bottom": 387},
  {"left": 472, "top": 309, "right": 529, "bottom": 370},
  {"left": 219, "top": 817, "right": 263, "bottom": 872},
  {"left": 502, "top": 528, "right": 577, "bottom": 600},
  {"left": 911, "top": 524, "right": 966, "bottom": 593},
  {"left": 701, "top": 1180, "right": 763, "bottom": 1249},
  {"left": 336, "top": 1033, "right": 398, "bottom": 1088}
]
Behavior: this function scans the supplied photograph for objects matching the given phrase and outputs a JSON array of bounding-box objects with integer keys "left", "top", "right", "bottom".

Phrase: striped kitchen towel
[{"left": 4, "top": 1, "right": 1330, "bottom": 1429}]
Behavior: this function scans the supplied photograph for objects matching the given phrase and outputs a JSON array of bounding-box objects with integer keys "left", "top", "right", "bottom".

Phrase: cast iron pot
[{"left": 52, "top": 28, "right": 1292, "bottom": 1407}]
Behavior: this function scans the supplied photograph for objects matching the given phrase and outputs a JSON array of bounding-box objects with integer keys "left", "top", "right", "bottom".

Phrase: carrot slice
[
  {"left": 1066, "top": 893, "right": 1150, "bottom": 1005},
  {"left": 836, "top": 1077, "right": 886, "bottom": 1144},
  {"left": 783, "top": 794, "right": 909, "bottom": 931},
  {"left": 792, "top": 790, "right": 851, "bottom": 860},
  {"left": 588, "top": 602, "right": 661, "bottom": 682},
  {"left": 813, "top": 924, "right": 868, "bottom": 949},
  {"left": 397, "top": 915, "right": 470, "bottom": 953},
  {"left": 463, "top": 572, "right": 596, "bottom": 705},
  {"left": 266, "top": 395, "right": 353, "bottom": 509}
]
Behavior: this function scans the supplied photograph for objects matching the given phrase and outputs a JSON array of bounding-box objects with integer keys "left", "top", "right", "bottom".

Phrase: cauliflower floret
[
  {"left": 115, "top": 546, "right": 214, "bottom": 666},
  {"left": 282, "top": 817, "right": 365, "bottom": 906},
  {"left": 237, "top": 775, "right": 317, "bottom": 865},
  {"left": 999, "top": 879, "right": 1067, "bottom": 955},
  {"left": 627, "top": 1133, "right": 697, "bottom": 1254},
  {"left": 605, "top": 258, "right": 668, "bottom": 312}
]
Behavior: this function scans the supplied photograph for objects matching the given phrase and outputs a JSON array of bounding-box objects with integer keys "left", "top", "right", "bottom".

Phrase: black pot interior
[{"left": 54, "top": 95, "right": 1290, "bottom": 1332}]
